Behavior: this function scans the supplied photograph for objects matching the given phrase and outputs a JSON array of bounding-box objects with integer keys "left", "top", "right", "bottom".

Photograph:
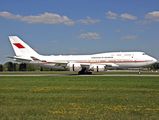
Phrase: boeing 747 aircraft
[{"left": 7, "top": 36, "right": 157, "bottom": 74}]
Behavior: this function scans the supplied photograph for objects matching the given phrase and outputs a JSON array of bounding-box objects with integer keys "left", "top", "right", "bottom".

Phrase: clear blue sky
[{"left": 0, "top": 0, "right": 159, "bottom": 64}]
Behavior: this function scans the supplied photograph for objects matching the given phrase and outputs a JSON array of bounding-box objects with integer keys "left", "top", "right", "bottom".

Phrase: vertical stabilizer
[{"left": 9, "top": 36, "right": 39, "bottom": 57}]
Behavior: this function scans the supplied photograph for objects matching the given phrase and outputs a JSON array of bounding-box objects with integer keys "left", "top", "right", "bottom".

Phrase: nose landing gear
[{"left": 138, "top": 68, "right": 141, "bottom": 75}]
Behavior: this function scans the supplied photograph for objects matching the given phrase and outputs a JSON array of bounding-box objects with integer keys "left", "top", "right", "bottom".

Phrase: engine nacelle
[
  {"left": 93, "top": 65, "right": 106, "bottom": 72},
  {"left": 68, "top": 63, "right": 82, "bottom": 71}
]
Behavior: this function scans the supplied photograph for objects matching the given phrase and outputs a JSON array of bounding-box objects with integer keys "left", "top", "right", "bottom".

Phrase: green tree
[
  {"left": 26, "top": 64, "right": 38, "bottom": 71},
  {"left": 154, "top": 63, "right": 159, "bottom": 70},
  {"left": 40, "top": 67, "right": 43, "bottom": 71},
  {"left": 7, "top": 62, "right": 13, "bottom": 71},
  {"left": 0, "top": 64, "right": 3, "bottom": 72},
  {"left": 13, "top": 63, "right": 17, "bottom": 71},
  {"left": 19, "top": 63, "right": 27, "bottom": 71},
  {"left": 147, "top": 63, "right": 159, "bottom": 70}
]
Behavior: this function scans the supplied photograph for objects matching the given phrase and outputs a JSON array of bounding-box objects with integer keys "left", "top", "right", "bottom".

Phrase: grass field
[
  {"left": 0, "top": 76, "right": 159, "bottom": 119},
  {"left": 0, "top": 70, "right": 159, "bottom": 75}
]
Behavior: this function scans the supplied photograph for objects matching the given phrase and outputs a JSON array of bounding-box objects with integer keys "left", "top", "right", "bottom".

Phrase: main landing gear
[
  {"left": 138, "top": 68, "right": 141, "bottom": 75},
  {"left": 78, "top": 71, "right": 92, "bottom": 75},
  {"left": 78, "top": 68, "right": 92, "bottom": 75}
]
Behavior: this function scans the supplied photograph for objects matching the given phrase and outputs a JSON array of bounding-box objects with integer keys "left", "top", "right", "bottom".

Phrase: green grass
[
  {"left": 0, "top": 76, "right": 159, "bottom": 119},
  {"left": 0, "top": 70, "right": 159, "bottom": 74}
]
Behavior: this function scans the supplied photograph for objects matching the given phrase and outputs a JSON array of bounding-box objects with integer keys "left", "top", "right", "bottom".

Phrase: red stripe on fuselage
[
  {"left": 13, "top": 43, "right": 25, "bottom": 48},
  {"left": 38, "top": 62, "right": 52, "bottom": 64},
  {"left": 37, "top": 60, "right": 151, "bottom": 65},
  {"left": 33, "top": 59, "right": 39, "bottom": 60},
  {"left": 78, "top": 60, "right": 151, "bottom": 63}
]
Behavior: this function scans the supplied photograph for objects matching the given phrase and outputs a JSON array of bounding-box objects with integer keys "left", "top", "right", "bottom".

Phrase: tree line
[
  {"left": 0, "top": 62, "right": 63, "bottom": 72},
  {"left": 0, "top": 61, "right": 159, "bottom": 72}
]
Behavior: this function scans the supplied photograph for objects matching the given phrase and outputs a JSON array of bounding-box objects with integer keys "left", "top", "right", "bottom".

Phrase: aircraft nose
[
  {"left": 150, "top": 57, "right": 157, "bottom": 64},
  {"left": 146, "top": 56, "right": 157, "bottom": 65},
  {"left": 153, "top": 58, "right": 157, "bottom": 63}
]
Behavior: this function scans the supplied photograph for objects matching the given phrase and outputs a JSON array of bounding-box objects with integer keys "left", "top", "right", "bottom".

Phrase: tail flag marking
[{"left": 13, "top": 43, "right": 25, "bottom": 49}]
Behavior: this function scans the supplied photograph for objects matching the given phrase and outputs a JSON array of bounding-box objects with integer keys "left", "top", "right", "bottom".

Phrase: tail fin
[{"left": 9, "top": 36, "right": 39, "bottom": 57}]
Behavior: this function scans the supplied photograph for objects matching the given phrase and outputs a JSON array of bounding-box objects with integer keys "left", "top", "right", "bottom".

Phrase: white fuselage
[
  {"left": 18, "top": 52, "right": 157, "bottom": 70},
  {"left": 8, "top": 36, "right": 157, "bottom": 73}
]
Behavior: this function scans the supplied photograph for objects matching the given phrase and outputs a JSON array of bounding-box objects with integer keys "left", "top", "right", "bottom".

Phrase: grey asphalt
[{"left": 0, "top": 74, "right": 159, "bottom": 76}]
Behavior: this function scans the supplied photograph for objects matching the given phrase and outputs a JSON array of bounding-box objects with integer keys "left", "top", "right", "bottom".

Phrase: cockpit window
[{"left": 142, "top": 53, "right": 145, "bottom": 55}]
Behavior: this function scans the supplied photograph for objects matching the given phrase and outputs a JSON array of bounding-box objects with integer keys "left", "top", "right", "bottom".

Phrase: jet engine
[
  {"left": 67, "top": 63, "right": 82, "bottom": 71},
  {"left": 93, "top": 65, "right": 106, "bottom": 72}
]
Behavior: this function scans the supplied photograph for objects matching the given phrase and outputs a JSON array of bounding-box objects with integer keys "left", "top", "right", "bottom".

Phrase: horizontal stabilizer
[
  {"left": 6, "top": 56, "right": 32, "bottom": 62},
  {"left": 5, "top": 56, "right": 15, "bottom": 59}
]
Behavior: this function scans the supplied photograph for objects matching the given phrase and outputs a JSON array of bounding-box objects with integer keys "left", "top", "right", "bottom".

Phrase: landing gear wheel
[
  {"left": 78, "top": 71, "right": 85, "bottom": 75},
  {"left": 78, "top": 71, "right": 92, "bottom": 75},
  {"left": 138, "top": 68, "right": 142, "bottom": 75},
  {"left": 86, "top": 72, "right": 92, "bottom": 74}
]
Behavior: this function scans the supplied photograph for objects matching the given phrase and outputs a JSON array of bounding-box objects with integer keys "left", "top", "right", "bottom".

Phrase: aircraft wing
[
  {"left": 80, "top": 63, "right": 91, "bottom": 68},
  {"left": 51, "top": 62, "right": 90, "bottom": 69},
  {"left": 104, "top": 63, "right": 119, "bottom": 67},
  {"left": 46, "top": 60, "right": 68, "bottom": 64},
  {"left": 6, "top": 56, "right": 32, "bottom": 62}
]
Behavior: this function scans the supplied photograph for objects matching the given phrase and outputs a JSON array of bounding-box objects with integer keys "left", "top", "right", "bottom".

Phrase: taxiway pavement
[{"left": 0, "top": 74, "right": 159, "bottom": 77}]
